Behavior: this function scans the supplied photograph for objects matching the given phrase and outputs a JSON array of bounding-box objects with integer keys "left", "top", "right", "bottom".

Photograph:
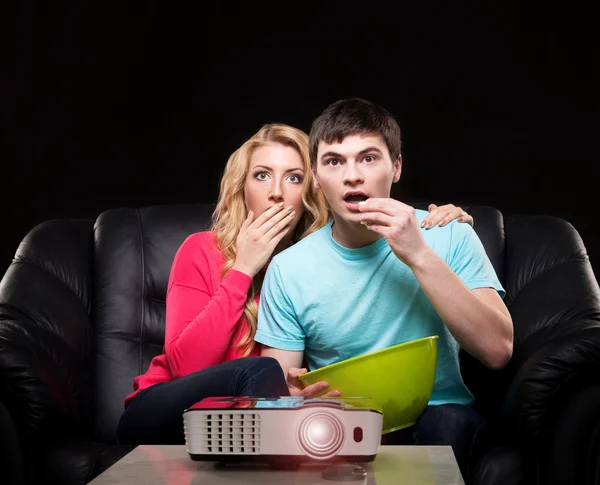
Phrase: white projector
[{"left": 183, "top": 396, "right": 383, "bottom": 465}]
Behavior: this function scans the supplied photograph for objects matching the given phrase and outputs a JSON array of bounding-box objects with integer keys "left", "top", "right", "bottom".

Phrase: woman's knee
[
  {"left": 232, "top": 356, "right": 288, "bottom": 396},
  {"left": 243, "top": 356, "right": 286, "bottom": 381},
  {"left": 236, "top": 356, "right": 284, "bottom": 375}
]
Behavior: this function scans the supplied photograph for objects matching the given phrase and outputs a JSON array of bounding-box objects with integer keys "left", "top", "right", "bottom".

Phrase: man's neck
[{"left": 330, "top": 214, "right": 383, "bottom": 249}]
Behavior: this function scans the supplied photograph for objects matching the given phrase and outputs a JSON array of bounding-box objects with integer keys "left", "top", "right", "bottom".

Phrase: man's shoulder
[
  {"left": 419, "top": 210, "right": 475, "bottom": 244},
  {"left": 414, "top": 208, "right": 429, "bottom": 221},
  {"left": 446, "top": 217, "right": 479, "bottom": 247}
]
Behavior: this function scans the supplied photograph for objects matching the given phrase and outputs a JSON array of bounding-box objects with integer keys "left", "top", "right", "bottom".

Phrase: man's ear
[
  {"left": 392, "top": 155, "right": 402, "bottom": 183},
  {"left": 311, "top": 164, "right": 320, "bottom": 189}
]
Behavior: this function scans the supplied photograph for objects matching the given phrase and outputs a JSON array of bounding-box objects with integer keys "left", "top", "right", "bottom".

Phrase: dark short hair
[{"left": 309, "top": 98, "right": 402, "bottom": 164}]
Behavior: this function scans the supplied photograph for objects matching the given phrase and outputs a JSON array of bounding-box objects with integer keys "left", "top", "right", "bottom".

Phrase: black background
[{"left": 2, "top": 4, "right": 597, "bottom": 277}]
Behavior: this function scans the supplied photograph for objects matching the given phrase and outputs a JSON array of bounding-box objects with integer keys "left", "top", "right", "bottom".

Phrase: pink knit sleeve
[{"left": 164, "top": 234, "right": 252, "bottom": 378}]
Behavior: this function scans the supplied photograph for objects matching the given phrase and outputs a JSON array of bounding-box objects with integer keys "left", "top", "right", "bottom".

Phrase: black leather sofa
[{"left": 0, "top": 203, "right": 599, "bottom": 485}]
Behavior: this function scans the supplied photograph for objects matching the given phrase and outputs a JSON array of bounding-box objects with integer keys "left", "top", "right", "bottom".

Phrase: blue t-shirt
[{"left": 254, "top": 210, "right": 505, "bottom": 405}]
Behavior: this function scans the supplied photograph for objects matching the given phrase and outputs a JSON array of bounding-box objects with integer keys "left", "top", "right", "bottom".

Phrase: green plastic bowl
[{"left": 298, "top": 336, "right": 438, "bottom": 434}]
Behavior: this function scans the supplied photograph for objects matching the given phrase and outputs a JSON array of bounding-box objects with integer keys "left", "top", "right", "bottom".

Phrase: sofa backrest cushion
[{"left": 92, "top": 203, "right": 214, "bottom": 443}]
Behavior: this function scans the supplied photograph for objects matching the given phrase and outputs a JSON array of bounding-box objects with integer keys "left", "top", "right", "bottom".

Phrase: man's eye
[
  {"left": 364, "top": 155, "right": 376, "bottom": 163},
  {"left": 327, "top": 159, "right": 340, "bottom": 166}
]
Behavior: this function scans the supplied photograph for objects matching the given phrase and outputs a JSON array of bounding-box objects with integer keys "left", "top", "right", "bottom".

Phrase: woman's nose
[{"left": 269, "top": 180, "right": 284, "bottom": 202}]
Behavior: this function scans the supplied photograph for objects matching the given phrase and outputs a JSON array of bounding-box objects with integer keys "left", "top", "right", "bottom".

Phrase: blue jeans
[
  {"left": 414, "top": 404, "right": 490, "bottom": 484},
  {"left": 117, "top": 356, "right": 289, "bottom": 445}
]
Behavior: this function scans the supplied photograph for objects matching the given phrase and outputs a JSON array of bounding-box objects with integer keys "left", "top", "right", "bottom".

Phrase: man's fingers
[
  {"left": 288, "top": 368, "right": 339, "bottom": 398},
  {"left": 359, "top": 212, "right": 394, "bottom": 227},
  {"left": 364, "top": 223, "right": 390, "bottom": 237},
  {"left": 358, "top": 197, "right": 405, "bottom": 216},
  {"left": 288, "top": 367, "right": 307, "bottom": 378},
  {"left": 300, "top": 381, "right": 329, "bottom": 397}
]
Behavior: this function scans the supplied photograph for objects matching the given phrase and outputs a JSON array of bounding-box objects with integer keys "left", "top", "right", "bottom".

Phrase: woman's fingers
[
  {"left": 423, "top": 204, "right": 452, "bottom": 228},
  {"left": 254, "top": 205, "right": 294, "bottom": 236},
  {"left": 240, "top": 210, "right": 254, "bottom": 232},
  {"left": 264, "top": 210, "right": 295, "bottom": 242},
  {"left": 248, "top": 203, "right": 286, "bottom": 232},
  {"left": 457, "top": 210, "right": 474, "bottom": 227},
  {"left": 422, "top": 204, "right": 473, "bottom": 228}
]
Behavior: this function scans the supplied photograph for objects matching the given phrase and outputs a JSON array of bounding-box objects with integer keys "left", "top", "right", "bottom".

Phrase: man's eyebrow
[
  {"left": 319, "top": 151, "right": 342, "bottom": 160},
  {"left": 357, "top": 146, "right": 384, "bottom": 157},
  {"left": 252, "top": 164, "right": 304, "bottom": 173},
  {"left": 320, "top": 146, "right": 384, "bottom": 161}
]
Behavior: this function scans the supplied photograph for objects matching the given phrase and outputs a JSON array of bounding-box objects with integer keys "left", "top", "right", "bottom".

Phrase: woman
[{"left": 117, "top": 123, "right": 473, "bottom": 445}]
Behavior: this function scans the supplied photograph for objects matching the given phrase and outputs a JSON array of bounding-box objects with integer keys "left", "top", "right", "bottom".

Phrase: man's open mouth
[
  {"left": 343, "top": 192, "right": 369, "bottom": 211},
  {"left": 343, "top": 193, "right": 369, "bottom": 203}
]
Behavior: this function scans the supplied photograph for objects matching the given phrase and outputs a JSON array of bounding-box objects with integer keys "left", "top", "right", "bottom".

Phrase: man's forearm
[
  {"left": 409, "top": 248, "right": 513, "bottom": 369},
  {"left": 260, "top": 346, "right": 303, "bottom": 378}
]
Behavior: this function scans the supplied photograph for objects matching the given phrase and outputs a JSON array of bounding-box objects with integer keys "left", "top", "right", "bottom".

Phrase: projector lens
[{"left": 298, "top": 413, "right": 344, "bottom": 459}]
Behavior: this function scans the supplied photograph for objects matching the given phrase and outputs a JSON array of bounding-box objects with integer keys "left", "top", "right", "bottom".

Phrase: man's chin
[{"left": 331, "top": 209, "right": 362, "bottom": 225}]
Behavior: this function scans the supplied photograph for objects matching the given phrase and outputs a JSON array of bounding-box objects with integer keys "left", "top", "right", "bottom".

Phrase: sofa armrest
[
  {"left": 0, "top": 315, "right": 93, "bottom": 440},
  {"left": 0, "top": 396, "right": 26, "bottom": 485},
  {"left": 0, "top": 218, "right": 95, "bottom": 441},
  {"left": 502, "top": 319, "right": 600, "bottom": 440}
]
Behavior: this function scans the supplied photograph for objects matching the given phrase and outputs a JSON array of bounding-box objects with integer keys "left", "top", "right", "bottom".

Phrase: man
[{"left": 254, "top": 98, "right": 513, "bottom": 481}]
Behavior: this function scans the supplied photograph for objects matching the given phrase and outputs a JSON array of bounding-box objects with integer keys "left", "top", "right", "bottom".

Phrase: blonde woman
[{"left": 117, "top": 123, "right": 473, "bottom": 445}]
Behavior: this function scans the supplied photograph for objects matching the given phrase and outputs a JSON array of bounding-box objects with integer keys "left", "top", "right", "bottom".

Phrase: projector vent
[{"left": 190, "top": 412, "right": 261, "bottom": 454}]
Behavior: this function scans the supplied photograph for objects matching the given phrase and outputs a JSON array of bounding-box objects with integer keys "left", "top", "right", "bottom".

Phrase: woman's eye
[
  {"left": 256, "top": 172, "right": 269, "bottom": 180},
  {"left": 288, "top": 174, "right": 303, "bottom": 183}
]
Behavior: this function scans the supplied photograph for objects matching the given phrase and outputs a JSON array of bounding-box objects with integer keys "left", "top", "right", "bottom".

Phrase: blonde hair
[{"left": 211, "top": 124, "right": 329, "bottom": 356}]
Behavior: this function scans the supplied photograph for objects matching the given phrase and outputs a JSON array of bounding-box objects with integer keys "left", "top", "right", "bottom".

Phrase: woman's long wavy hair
[{"left": 211, "top": 124, "right": 329, "bottom": 356}]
